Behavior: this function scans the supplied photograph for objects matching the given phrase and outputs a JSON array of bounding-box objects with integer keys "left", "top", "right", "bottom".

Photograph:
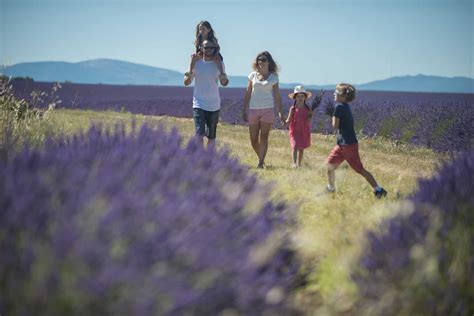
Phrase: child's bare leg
[
  {"left": 326, "top": 163, "right": 337, "bottom": 191},
  {"left": 292, "top": 148, "right": 298, "bottom": 166},
  {"left": 359, "top": 168, "right": 378, "bottom": 189},
  {"left": 298, "top": 149, "right": 304, "bottom": 166}
]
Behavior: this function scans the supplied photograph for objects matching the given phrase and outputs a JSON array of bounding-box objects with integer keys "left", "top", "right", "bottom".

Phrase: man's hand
[
  {"left": 191, "top": 53, "right": 201, "bottom": 64},
  {"left": 219, "top": 73, "right": 229, "bottom": 86}
]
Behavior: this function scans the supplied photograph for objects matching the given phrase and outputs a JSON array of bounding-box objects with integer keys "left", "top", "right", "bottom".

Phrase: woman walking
[{"left": 242, "top": 51, "right": 284, "bottom": 168}]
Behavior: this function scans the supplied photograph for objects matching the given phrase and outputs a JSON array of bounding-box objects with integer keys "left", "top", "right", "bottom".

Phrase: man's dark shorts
[{"left": 193, "top": 108, "right": 220, "bottom": 139}]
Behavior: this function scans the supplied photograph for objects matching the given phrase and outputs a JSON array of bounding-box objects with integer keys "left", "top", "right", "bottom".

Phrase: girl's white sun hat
[{"left": 288, "top": 85, "right": 312, "bottom": 99}]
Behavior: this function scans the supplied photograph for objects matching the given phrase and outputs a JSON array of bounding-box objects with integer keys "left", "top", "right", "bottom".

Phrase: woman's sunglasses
[{"left": 258, "top": 58, "right": 268, "bottom": 63}]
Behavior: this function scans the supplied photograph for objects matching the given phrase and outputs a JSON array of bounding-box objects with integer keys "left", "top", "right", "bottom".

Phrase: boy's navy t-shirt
[{"left": 333, "top": 103, "right": 358, "bottom": 145}]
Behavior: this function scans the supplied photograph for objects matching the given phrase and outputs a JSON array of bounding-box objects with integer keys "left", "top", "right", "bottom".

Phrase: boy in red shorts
[{"left": 326, "top": 83, "right": 387, "bottom": 198}]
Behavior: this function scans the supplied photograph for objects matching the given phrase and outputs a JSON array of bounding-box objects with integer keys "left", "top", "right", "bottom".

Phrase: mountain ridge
[{"left": 2, "top": 59, "right": 473, "bottom": 93}]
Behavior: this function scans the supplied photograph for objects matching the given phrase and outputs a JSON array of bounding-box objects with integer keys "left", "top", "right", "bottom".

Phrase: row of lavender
[
  {"left": 0, "top": 124, "right": 302, "bottom": 315},
  {"left": 11, "top": 80, "right": 474, "bottom": 151},
  {"left": 353, "top": 149, "right": 474, "bottom": 315}
]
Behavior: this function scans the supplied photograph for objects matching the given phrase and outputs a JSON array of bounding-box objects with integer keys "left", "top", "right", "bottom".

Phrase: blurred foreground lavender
[
  {"left": 10, "top": 80, "right": 474, "bottom": 152},
  {"left": 353, "top": 150, "right": 474, "bottom": 315},
  {"left": 0, "top": 124, "right": 302, "bottom": 315}
]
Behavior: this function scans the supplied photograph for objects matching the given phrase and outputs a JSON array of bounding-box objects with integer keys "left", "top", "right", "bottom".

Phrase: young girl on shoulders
[
  {"left": 286, "top": 85, "right": 313, "bottom": 168},
  {"left": 188, "top": 20, "right": 226, "bottom": 79}
]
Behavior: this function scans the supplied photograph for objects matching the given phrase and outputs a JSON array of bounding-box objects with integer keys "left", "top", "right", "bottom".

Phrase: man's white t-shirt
[
  {"left": 192, "top": 59, "right": 223, "bottom": 112},
  {"left": 248, "top": 71, "right": 279, "bottom": 109}
]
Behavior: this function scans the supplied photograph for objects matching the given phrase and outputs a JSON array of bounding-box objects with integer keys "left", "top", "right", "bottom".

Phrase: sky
[{"left": 1, "top": 0, "right": 473, "bottom": 85}]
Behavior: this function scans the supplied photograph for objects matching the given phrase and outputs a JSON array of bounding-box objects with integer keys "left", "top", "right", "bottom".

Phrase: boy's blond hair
[{"left": 336, "top": 83, "right": 356, "bottom": 103}]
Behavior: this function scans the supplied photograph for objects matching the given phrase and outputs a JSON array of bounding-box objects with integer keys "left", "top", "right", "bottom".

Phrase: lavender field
[
  {"left": 2, "top": 79, "right": 474, "bottom": 315},
  {"left": 10, "top": 80, "right": 474, "bottom": 152}
]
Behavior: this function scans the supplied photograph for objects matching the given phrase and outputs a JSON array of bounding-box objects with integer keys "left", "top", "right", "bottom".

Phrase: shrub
[
  {"left": 353, "top": 150, "right": 474, "bottom": 315},
  {"left": 0, "top": 124, "right": 302, "bottom": 315},
  {"left": 0, "top": 78, "right": 59, "bottom": 160}
]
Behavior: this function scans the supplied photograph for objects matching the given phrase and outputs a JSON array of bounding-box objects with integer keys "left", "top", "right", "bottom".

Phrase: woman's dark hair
[
  {"left": 194, "top": 21, "right": 220, "bottom": 53},
  {"left": 252, "top": 51, "right": 279, "bottom": 74}
]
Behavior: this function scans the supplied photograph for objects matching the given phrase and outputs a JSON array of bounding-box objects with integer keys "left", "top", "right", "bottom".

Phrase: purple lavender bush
[
  {"left": 353, "top": 150, "right": 474, "bottom": 315},
  {"left": 0, "top": 124, "right": 302, "bottom": 315}
]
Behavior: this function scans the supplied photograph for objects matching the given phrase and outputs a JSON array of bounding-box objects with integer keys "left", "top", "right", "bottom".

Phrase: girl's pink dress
[{"left": 289, "top": 105, "right": 311, "bottom": 149}]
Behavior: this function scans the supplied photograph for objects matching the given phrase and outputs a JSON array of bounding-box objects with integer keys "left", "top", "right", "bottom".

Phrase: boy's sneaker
[
  {"left": 374, "top": 188, "right": 387, "bottom": 199},
  {"left": 326, "top": 185, "right": 336, "bottom": 193}
]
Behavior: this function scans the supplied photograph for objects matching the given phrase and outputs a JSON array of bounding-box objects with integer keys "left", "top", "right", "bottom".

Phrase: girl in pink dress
[{"left": 285, "top": 85, "right": 313, "bottom": 168}]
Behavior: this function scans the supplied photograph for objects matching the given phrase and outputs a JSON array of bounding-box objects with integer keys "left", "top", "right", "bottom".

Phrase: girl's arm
[
  {"left": 242, "top": 79, "right": 253, "bottom": 122},
  {"left": 286, "top": 106, "right": 295, "bottom": 124},
  {"left": 272, "top": 83, "right": 284, "bottom": 124}
]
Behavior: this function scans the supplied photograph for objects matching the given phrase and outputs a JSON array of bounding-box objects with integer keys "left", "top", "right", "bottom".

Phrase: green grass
[{"left": 48, "top": 109, "right": 442, "bottom": 314}]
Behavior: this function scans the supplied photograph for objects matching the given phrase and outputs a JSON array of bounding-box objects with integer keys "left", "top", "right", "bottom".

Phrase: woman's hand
[
  {"left": 278, "top": 112, "right": 285, "bottom": 125},
  {"left": 242, "top": 108, "right": 248, "bottom": 122}
]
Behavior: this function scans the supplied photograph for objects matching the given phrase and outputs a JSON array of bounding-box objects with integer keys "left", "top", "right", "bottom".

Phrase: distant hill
[
  {"left": 356, "top": 74, "right": 474, "bottom": 94},
  {"left": 2, "top": 59, "right": 184, "bottom": 86},
  {"left": 2, "top": 59, "right": 473, "bottom": 93}
]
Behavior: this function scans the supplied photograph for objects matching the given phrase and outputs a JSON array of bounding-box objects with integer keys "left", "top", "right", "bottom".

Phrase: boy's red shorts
[{"left": 326, "top": 144, "right": 364, "bottom": 174}]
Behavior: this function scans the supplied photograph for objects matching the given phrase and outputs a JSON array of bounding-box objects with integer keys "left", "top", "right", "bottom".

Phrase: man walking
[{"left": 184, "top": 40, "right": 229, "bottom": 147}]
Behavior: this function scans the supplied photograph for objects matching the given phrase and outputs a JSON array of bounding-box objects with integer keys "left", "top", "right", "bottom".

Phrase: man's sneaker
[{"left": 374, "top": 188, "right": 387, "bottom": 199}]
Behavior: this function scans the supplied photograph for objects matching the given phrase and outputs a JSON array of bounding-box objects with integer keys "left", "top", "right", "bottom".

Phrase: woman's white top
[{"left": 248, "top": 71, "right": 279, "bottom": 109}]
